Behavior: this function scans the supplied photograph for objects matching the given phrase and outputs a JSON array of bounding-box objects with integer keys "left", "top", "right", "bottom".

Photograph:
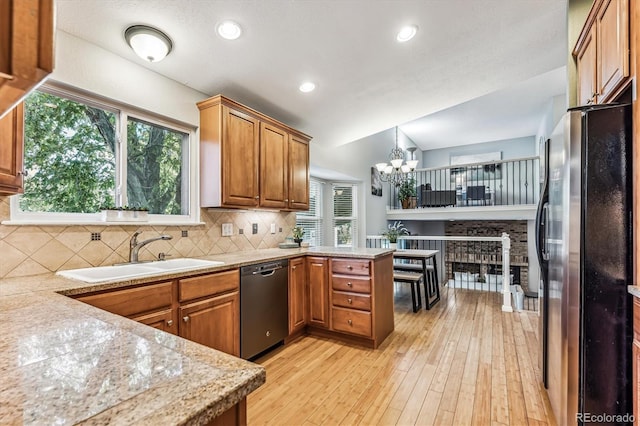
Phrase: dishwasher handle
[{"left": 252, "top": 265, "right": 283, "bottom": 276}]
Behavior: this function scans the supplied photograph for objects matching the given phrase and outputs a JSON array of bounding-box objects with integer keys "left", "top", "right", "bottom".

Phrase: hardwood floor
[{"left": 247, "top": 286, "right": 557, "bottom": 425}]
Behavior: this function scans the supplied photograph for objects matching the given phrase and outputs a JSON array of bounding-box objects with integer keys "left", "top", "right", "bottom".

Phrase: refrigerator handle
[
  {"left": 542, "top": 204, "right": 549, "bottom": 261},
  {"left": 535, "top": 199, "right": 549, "bottom": 265}
]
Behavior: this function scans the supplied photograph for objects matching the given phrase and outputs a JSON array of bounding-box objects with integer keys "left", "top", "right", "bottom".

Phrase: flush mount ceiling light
[
  {"left": 125, "top": 25, "right": 173, "bottom": 62},
  {"left": 299, "top": 82, "right": 316, "bottom": 93},
  {"left": 217, "top": 20, "right": 242, "bottom": 40},
  {"left": 396, "top": 25, "right": 418, "bottom": 42}
]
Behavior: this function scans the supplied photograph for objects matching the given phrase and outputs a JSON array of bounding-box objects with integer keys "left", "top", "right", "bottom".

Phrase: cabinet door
[
  {"left": 289, "top": 257, "right": 307, "bottom": 334},
  {"left": 259, "top": 122, "right": 288, "bottom": 209},
  {"left": 307, "top": 257, "right": 329, "bottom": 328},
  {"left": 634, "top": 339, "right": 640, "bottom": 425},
  {"left": 597, "top": 0, "right": 629, "bottom": 102},
  {"left": 0, "top": 103, "right": 24, "bottom": 195},
  {"left": 179, "top": 291, "right": 240, "bottom": 356},
  {"left": 288, "top": 135, "right": 310, "bottom": 210},
  {"left": 76, "top": 281, "right": 173, "bottom": 318},
  {"left": 0, "top": 0, "right": 54, "bottom": 118},
  {"left": 221, "top": 106, "right": 259, "bottom": 207},
  {"left": 132, "top": 309, "right": 177, "bottom": 335},
  {"left": 577, "top": 25, "right": 598, "bottom": 106}
]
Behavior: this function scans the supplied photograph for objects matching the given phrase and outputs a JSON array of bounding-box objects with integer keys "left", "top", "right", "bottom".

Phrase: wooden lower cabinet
[
  {"left": 179, "top": 291, "right": 240, "bottom": 357},
  {"left": 307, "top": 256, "right": 329, "bottom": 328},
  {"left": 132, "top": 308, "right": 177, "bottom": 334},
  {"left": 306, "top": 254, "right": 394, "bottom": 348},
  {"left": 207, "top": 398, "right": 247, "bottom": 426},
  {"left": 288, "top": 257, "right": 307, "bottom": 335},
  {"left": 633, "top": 297, "right": 640, "bottom": 425}
]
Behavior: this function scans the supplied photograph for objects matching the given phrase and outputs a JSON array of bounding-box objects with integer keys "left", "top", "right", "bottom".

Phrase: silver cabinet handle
[
  {"left": 292, "top": 265, "right": 297, "bottom": 270},
  {"left": 183, "top": 316, "right": 190, "bottom": 323},
  {"left": 166, "top": 320, "right": 173, "bottom": 326},
  {"left": 255, "top": 195, "right": 260, "bottom": 199},
  {"left": 348, "top": 319, "right": 353, "bottom": 325},
  {"left": 347, "top": 282, "right": 353, "bottom": 287},
  {"left": 347, "top": 265, "right": 353, "bottom": 270},
  {"left": 347, "top": 298, "right": 352, "bottom": 304}
]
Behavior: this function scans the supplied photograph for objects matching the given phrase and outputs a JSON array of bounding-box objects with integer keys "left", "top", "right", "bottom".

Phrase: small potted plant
[
  {"left": 381, "top": 220, "right": 409, "bottom": 250},
  {"left": 292, "top": 226, "right": 305, "bottom": 247},
  {"left": 398, "top": 178, "right": 417, "bottom": 209}
]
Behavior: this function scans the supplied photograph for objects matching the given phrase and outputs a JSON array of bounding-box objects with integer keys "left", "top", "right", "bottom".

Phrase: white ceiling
[{"left": 56, "top": 0, "right": 568, "bottom": 150}]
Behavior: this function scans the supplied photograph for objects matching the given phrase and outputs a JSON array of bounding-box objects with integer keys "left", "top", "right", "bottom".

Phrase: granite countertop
[
  {"left": 0, "top": 245, "right": 393, "bottom": 424},
  {"left": 628, "top": 285, "right": 640, "bottom": 299}
]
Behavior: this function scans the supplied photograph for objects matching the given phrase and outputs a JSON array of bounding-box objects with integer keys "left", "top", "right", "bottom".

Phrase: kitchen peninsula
[{"left": 0, "top": 246, "right": 392, "bottom": 424}]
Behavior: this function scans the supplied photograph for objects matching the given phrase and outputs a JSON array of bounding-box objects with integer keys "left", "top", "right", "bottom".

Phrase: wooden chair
[{"left": 393, "top": 271, "right": 423, "bottom": 312}]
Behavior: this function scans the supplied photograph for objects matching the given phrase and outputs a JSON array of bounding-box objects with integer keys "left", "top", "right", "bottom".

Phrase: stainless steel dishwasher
[{"left": 240, "top": 259, "right": 288, "bottom": 360}]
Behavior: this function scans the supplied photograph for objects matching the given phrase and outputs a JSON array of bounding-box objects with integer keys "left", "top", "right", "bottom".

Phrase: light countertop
[{"left": 0, "top": 245, "right": 392, "bottom": 424}]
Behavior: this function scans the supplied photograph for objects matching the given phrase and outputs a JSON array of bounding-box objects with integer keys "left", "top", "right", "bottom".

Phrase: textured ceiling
[{"left": 56, "top": 0, "right": 568, "bottom": 149}]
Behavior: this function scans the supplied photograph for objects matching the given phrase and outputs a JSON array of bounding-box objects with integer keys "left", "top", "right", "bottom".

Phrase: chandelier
[{"left": 375, "top": 127, "right": 418, "bottom": 186}]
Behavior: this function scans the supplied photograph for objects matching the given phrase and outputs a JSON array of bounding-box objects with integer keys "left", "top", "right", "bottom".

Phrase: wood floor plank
[{"left": 247, "top": 287, "right": 554, "bottom": 426}]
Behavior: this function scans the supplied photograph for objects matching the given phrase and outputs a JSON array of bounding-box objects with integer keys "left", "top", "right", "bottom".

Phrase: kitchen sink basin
[
  {"left": 147, "top": 258, "right": 224, "bottom": 271},
  {"left": 56, "top": 258, "right": 225, "bottom": 283}
]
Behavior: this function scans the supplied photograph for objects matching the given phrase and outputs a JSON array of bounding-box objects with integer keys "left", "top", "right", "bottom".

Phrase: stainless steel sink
[{"left": 56, "top": 258, "right": 225, "bottom": 283}]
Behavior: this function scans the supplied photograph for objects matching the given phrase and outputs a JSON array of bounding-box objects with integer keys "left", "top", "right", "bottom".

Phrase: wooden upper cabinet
[
  {"left": 0, "top": 0, "right": 55, "bottom": 119},
  {"left": 288, "top": 134, "right": 310, "bottom": 210},
  {"left": 596, "top": 0, "right": 629, "bottom": 102},
  {"left": 260, "top": 123, "right": 288, "bottom": 209},
  {"left": 576, "top": 26, "right": 598, "bottom": 106},
  {"left": 198, "top": 95, "right": 311, "bottom": 211},
  {"left": 0, "top": 102, "right": 24, "bottom": 195},
  {"left": 222, "top": 106, "right": 260, "bottom": 207},
  {"left": 574, "top": 0, "right": 629, "bottom": 106}
]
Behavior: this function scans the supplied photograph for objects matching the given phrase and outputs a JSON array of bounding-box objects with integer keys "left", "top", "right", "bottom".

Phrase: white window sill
[{"left": 1, "top": 220, "right": 206, "bottom": 226}]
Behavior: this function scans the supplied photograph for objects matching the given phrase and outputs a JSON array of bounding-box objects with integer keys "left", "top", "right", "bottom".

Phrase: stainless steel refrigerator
[{"left": 536, "top": 103, "right": 633, "bottom": 425}]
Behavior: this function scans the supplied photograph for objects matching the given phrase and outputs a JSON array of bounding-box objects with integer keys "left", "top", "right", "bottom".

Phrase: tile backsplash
[{"left": 0, "top": 196, "right": 297, "bottom": 279}]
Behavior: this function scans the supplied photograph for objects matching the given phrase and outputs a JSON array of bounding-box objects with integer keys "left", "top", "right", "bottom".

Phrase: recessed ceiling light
[
  {"left": 396, "top": 25, "right": 418, "bottom": 42},
  {"left": 299, "top": 82, "right": 316, "bottom": 93},
  {"left": 217, "top": 21, "right": 242, "bottom": 40},
  {"left": 125, "top": 25, "right": 173, "bottom": 62}
]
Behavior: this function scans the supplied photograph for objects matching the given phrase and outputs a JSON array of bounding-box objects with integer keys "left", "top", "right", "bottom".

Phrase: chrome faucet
[{"left": 129, "top": 231, "right": 173, "bottom": 263}]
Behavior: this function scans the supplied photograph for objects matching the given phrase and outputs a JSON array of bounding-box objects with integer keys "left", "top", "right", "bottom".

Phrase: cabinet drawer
[
  {"left": 179, "top": 269, "right": 239, "bottom": 302},
  {"left": 332, "top": 291, "right": 371, "bottom": 311},
  {"left": 77, "top": 281, "right": 172, "bottom": 318},
  {"left": 331, "top": 307, "right": 371, "bottom": 337},
  {"left": 332, "top": 274, "right": 371, "bottom": 293},
  {"left": 331, "top": 259, "right": 370, "bottom": 276}
]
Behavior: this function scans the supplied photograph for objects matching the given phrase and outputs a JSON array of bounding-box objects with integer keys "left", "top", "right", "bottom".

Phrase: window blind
[
  {"left": 332, "top": 183, "right": 357, "bottom": 247},
  {"left": 296, "top": 178, "right": 323, "bottom": 246}
]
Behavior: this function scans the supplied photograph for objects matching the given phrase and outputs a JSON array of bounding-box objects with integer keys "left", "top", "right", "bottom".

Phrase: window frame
[
  {"left": 295, "top": 178, "right": 323, "bottom": 246},
  {"left": 8, "top": 83, "right": 200, "bottom": 225},
  {"left": 332, "top": 182, "right": 358, "bottom": 248}
]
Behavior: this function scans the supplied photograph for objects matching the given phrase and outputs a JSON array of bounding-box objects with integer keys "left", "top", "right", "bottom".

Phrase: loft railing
[
  {"left": 386, "top": 156, "right": 540, "bottom": 210},
  {"left": 367, "top": 234, "right": 538, "bottom": 312}
]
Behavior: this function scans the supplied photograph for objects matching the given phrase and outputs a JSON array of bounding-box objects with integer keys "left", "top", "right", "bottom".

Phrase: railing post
[{"left": 501, "top": 232, "right": 513, "bottom": 312}]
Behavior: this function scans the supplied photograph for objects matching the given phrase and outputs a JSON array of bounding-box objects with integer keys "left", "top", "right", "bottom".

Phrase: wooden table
[{"left": 393, "top": 249, "right": 440, "bottom": 309}]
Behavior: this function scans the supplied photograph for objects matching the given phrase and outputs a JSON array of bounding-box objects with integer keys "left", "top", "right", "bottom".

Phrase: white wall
[
  {"left": 421, "top": 136, "right": 536, "bottom": 169},
  {"left": 52, "top": 30, "right": 208, "bottom": 126},
  {"left": 310, "top": 128, "right": 422, "bottom": 245}
]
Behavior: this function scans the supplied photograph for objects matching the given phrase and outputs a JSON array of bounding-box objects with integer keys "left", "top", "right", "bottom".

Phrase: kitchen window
[
  {"left": 332, "top": 183, "right": 357, "bottom": 248},
  {"left": 10, "top": 85, "right": 197, "bottom": 224},
  {"left": 295, "top": 178, "right": 323, "bottom": 246}
]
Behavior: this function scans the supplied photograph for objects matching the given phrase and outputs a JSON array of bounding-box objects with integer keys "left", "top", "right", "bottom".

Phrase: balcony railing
[
  {"left": 367, "top": 234, "right": 538, "bottom": 312},
  {"left": 386, "top": 156, "right": 540, "bottom": 210}
]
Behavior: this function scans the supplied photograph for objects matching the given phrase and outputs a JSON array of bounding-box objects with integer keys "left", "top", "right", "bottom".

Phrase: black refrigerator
[{"left": 536, "top": 103, "right": 633, "bottom": 425}]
